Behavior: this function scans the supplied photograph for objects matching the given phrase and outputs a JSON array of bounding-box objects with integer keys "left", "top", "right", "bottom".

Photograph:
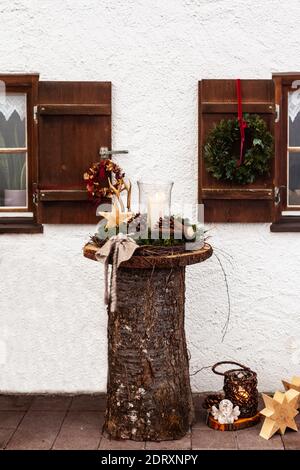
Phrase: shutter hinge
[
  {"left": 274, "top": 185, "right": 286, "bottom": 206},
  {"left": 275, "top": 104, "right": 280, "bottom": 123},
  {"left": 32, "top": 183, "right": 39, "bottom": 206},
  {"left": 274, "top": 186, "right": 280, "bottom": 205},
  {"left": 33, "top": 106, "right": 38, "bottom": 124}
]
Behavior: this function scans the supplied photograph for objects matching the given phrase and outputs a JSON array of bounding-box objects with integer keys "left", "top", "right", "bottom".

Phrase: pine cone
[
  {"left": 156, "top": 216, "right": 175, "bottom": 229},
  {"left": 130, "top": 213, "right": 148, "bottom": 234},
  {"left": 202, "top": 393, "right": 224, "bottom": 410}
]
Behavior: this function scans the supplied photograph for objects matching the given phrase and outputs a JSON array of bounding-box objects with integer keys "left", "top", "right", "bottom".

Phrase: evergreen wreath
[{"left": 204, "top": 114, "right": 274, "bottom": 185}]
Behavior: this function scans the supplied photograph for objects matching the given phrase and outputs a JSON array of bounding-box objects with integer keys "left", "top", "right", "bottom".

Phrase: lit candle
[
  {"left": 238, "top": 386, "right": 249, "bottom": 402},
  {"left": 147, "top": 191, "right": 166, "bottom": 231}
]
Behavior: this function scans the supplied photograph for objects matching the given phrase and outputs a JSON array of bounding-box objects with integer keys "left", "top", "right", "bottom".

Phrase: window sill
[
  {"left": 0, "top": 218, "right": 43, "bottom": 234},
  {"left": 270, "top": 216, "right": 300, "bottom": 232}
]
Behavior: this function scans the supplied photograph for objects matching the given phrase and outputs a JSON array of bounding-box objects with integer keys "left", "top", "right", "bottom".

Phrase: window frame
[
  {"left": 285, "top": 84, "right": 300, "bottom": 209},
  {"left": 270, "top": 72, "right": 300, "bottom": 232},
  {"left": 0, "top": 73, "right": 42, "bottom": 233},
  {"left": 0, "top": 89, "right": 29, "bottom": 212}
]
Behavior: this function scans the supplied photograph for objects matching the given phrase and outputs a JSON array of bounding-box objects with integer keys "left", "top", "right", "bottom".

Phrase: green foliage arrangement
[
  {"left": 204, "top": 114, "right": 274, "bottom": 185},
  {"left": 93, "top": 214, "right": 206, "bottom": 248}
]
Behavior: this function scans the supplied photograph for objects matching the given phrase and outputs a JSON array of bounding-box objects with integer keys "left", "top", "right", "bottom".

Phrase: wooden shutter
[
  {"left": 198, "top": 80, "right": 275, "bottom": 222},
  {"left": 37, "top": 81, "right": 111, "bottom": 223}
]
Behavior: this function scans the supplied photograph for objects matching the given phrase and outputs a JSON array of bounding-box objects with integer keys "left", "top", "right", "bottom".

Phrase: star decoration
[
  {"left": 260, "top": 389, "right": 300, "bottom": 440},
  {"left": 98, "top": 203, "right": 134, "bottom": 229},
  {"left": 282, "top": 376, "right": 300, "bottom": 409}
]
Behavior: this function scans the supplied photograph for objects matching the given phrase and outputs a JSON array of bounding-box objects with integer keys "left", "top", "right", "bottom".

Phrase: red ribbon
[
  {"left": 236, "top": 78, "right": 247, "bottom": 166},
  {"left": 99, "top": 161, "right": 106, "bottom": 179}
]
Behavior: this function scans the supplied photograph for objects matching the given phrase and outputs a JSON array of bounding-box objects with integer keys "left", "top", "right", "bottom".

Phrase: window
[
  {"left": 271, "top": 73, "right": 300, "bottom": 231},
  {"left": 287, "top": 86, "right": 300, "bottom": 207},
  {"left": 198, "top": 75, "right": 300, "bottom": 230},
  {"left": 0, "top": 93, "right": 28, "bottom": 209},
  {"left": 0, "top": 74, "right": 42, "bottom": 233},
  {"left": 0, "top": 75, "right": 112, "bottom": 232}
]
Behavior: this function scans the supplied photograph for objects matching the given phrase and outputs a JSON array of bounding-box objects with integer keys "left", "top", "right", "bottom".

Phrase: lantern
[{"left": 212, "top": 361, "right": 258, "bottom": 418}]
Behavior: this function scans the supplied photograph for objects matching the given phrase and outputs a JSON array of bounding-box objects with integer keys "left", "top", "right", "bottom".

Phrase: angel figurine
[{"left": 211, "top": 399, "right": 240, "bottom": 424}]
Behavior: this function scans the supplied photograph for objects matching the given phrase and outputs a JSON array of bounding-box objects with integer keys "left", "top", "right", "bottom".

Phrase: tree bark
[{"left": 103, "top": 266, "right": 194, "bottom": 441}]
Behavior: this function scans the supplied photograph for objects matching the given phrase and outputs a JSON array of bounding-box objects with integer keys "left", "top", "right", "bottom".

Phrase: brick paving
[{"left": 0, "top": 394, "right": 298, "bottom": 450}]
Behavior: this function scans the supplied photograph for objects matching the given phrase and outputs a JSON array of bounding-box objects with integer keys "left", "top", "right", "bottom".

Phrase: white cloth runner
[{"left": 95, "top": 233, "right": 138, "bottom": 313}]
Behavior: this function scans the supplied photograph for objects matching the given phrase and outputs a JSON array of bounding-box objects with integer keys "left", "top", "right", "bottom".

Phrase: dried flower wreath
[{"left": 83, "top": 160, "right": 125, "bottom": 200}]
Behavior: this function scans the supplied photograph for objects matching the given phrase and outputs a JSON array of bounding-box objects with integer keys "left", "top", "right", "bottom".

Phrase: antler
[
  {"left": 123, "top": 179, "right": 132, "bottom": 210},
  {"left": 108, "top": 177, "right": 125, "bottom": 211},
  {"left": 108, "top": 176, "right": 132, "bottom": 212}
]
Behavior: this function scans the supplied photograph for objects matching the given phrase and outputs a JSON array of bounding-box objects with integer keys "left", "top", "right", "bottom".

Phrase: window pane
[
  {"left": 0, "top": 93, "right": 26, "bottom": 148},
  {"left": 288, "top": 152, "right": 300, "bottom": 206},
  {"left": 0, "top": 153, "right": 27, "bottom": 207}
]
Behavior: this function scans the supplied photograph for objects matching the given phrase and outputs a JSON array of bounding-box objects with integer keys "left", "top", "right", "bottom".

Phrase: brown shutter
[
  {"left": 198, "top": 79, "right": 275, "bottom": 222},
  {"left": 37, "top": 81, "right": 111, "bottom": 223}
]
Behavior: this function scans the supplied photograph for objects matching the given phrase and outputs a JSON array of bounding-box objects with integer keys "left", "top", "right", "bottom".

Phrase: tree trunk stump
[
  {"left": 83, "top": 243, "right": 212, "bottom": 441},
  {"left": 105, "top": 266, "right": 193, "bottom": 441}
]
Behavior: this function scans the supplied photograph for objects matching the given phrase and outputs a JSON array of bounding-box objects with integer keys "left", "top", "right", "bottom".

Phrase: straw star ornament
[
  {"left": 99, "top": 203, "right": 134, "bottom": 229},
  {"left": 259, "top": 389, "right": 300, "bottom": 440},
  {"left": 282, "top": 376, "right": 300, "bottom": 409}
]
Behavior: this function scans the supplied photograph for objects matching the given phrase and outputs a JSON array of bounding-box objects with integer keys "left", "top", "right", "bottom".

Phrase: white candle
[{"left": 147, "top": 191, "right": 166, "bottom": 231}]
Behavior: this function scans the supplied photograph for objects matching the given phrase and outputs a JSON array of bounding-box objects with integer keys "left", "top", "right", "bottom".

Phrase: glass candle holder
[{"left": 137, "top": 180, "right": 174, "bottom": 231}]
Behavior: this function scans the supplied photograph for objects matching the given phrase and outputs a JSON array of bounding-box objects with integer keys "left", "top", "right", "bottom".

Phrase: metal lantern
[{"left": 212, "top": 361, "right": 258, "bottom": 418}]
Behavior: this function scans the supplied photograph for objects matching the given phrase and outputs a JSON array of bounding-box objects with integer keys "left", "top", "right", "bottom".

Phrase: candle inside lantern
[
  {"left": 137, "top": 180, "right": 174, "bottom": 236},
  {"left": 147, "top": 191, "right": 167, "bottom": 230},
  {"left": 237, "top": 386, "right": 249, "bottom": 402}
]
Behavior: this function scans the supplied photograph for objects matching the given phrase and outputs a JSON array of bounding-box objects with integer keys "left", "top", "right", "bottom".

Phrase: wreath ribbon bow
[{"left": 236, "top": 78, "right": 247, "bottom": 167}]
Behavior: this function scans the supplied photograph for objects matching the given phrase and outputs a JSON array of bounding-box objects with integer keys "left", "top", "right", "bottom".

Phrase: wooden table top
[{"left": 83, "top": 242, "right": 213, "bottom": 269}]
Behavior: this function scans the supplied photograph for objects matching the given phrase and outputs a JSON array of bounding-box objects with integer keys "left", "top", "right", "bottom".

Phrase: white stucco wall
[{"left": 1, "top": 0, "right": 300, "bottom": 393}]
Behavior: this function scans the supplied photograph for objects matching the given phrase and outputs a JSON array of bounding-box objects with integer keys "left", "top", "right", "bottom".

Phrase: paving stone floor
[{"left": 0, "top": 394, "right": 298, "bottom": 450}]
